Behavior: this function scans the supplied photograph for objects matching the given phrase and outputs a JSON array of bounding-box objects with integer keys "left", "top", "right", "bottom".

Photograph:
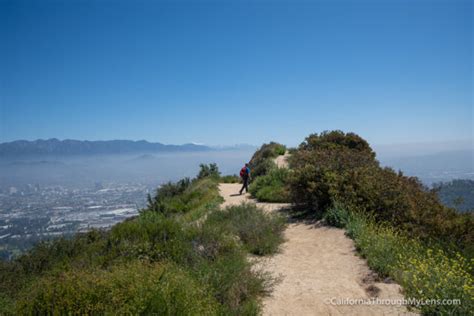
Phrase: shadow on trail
[{"left": 275, "top": 205, "right": 324, "bottom": 226}]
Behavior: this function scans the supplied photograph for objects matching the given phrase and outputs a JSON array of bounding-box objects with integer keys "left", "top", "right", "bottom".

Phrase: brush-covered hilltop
[{"left": 0, "top": 131, "right": 472, "bottom": 315}]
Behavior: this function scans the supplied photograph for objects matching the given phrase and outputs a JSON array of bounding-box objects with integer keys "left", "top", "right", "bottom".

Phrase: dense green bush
[
  {"left": 107, "top": 211, "right": 193, "bottom": 264},
  {"left": 249, "top": 142, "right": 286, "bottom": 178},
  {"left": 252, "top": 158, "right": 277, "bottom": 179},
  {"left": 289, "top": 130, "right": 474, "bottom": 254},
  {"left": 274, "top": 144, "right": 286, "bottom": 156},
  {"left": 249, "top": 168, "right": 291, "bottom": 203},
  {"left": 16, "top": 261, "right": 219, "bottom": 315},
  {"left": 323, "top": 203, "right": 349, "bottom": 228},
  {"left": 289, "top": 131, "right": 377, "bottom": 212},
  {"left": 142, "top": 264, "right": 219, "bottom": 315},
  {"left": 0, "top": 293, "right": 14, "bottom": 315},
  {"left": 298, "top": 130, "right": 376, "bottom": 155},
  {"left": 343, "top": 210, "right": 473, "bottom": 315},
  {"left": 205, "top": 203, "right": 287, "bottom": 255},
  {"left": 246, "top": 142, "right": 291, "bottom": 203}
]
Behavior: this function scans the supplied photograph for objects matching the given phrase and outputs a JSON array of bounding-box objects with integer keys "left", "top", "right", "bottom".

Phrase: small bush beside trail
[
  {"left": 323, "top": 204, "right": 349, "bottom": 228},
  {"left": 249, "top": 168, "right": 291, "bottom": 203},
  {"left": 205, "top": 203, "right": 287, "bottom": 256}
]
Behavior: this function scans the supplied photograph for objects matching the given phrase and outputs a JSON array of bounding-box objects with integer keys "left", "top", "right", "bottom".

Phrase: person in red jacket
[{"left": 239, "top": 163, "right": 251, "bottom": 195}]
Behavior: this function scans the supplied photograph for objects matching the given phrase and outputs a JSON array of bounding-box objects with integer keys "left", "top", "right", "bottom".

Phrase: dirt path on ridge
[
  {"left": 274, "top": 151, "right": 290, "bottom": 168},
  {"left": 218, "top": 182, "right": 415, "bottom": 316}
]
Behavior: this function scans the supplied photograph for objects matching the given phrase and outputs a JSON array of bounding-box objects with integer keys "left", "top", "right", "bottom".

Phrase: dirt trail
[
  {"left": 218, "top": 183, "right": 415, "bottom": 316},
  {"left": 274, "top": 151, "right": 290, "bottom": 168}
]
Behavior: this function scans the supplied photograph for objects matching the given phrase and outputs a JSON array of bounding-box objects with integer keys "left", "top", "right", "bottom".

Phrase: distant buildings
[{"left": 0, "top": 182, "right": 153, "bottom": 259}]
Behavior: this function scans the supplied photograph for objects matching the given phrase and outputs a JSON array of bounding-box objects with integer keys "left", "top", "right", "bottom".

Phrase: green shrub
[
  {"left": 205, "top": 203, "right": 286, "bottom": 255},
  {"left": 289, "top": 130, "right": 474, "bottom": 254},
  {"left": 346, "top": 212, "right": 403, "bottom": 276},
  {"left": 249, "top": 168, "right": 290, "bottom": 203},
  {"left": 142, "top": 264, "right": 220, "bottom": 315},
  {"left": 146, "top": 178, "right": 191, "bottom": 214},
  {"left": 289, "top": 131, "right": 378, "bottom": 213},
  {"left": 220, "top": 174, "right": 241, "bottom": 183},
  {"left": 197, "top": 163, "right": 221, "bottom": 180},
  {"left": 194, "top": 247, "right": 270, "bottom": 316},
  {"left": 107, "top": 211, "right": 194, "bottom": 264},
  {"left": 182, "top": 178, "right": 224, "bottom": 221},
  {"left": 0, "top": 229, "right": 108, "bottom": 298},
  {"left": 252, "top": 158, "right": 277, "bottom": 179},
  {"left": 186, "top": 204, "right": 278, "bottom": 315},
  {"left": 151, "top": 178, "right": 192, "bottom": 201},
  {"left": 297, "top": 130, "right": 375, "bottom": 154},
  {"left": 323, "top": 204, "right": 349, "bottom": 228},
  {"left": 16, "top": 261, "right": 219, "bottom": 315},
  {"left": 0, "top": 293, "right": 14, "bottom": 315},
  {"left": 146, "top": 178, "right": 222, "bottom": 218},
  {"left": 249, "top": 142, "right": 286, "bottom": 178},
  {"left": 345, "top": 211, "right": 474, "bottom": 315},
  {"left": 188, "top": 217, "right": 242, "bottom": 261},
  {"left": 274, "top": 144, "right": 286, "bottom": 156}
]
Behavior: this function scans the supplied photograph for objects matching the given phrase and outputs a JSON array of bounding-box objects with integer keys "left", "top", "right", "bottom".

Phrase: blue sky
[{"left": 1, "top": 0, "right": 472, "bottom": 146}]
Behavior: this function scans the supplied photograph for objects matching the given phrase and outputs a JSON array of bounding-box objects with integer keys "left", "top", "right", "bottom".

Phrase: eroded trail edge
[{"left": 218, "top": 183, "right": 415, "bottom": 316}]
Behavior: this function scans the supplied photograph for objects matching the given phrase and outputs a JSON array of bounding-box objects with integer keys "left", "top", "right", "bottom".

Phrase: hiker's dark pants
[{"left": 240, "top": 176, "right": 249, "bottom": 193}]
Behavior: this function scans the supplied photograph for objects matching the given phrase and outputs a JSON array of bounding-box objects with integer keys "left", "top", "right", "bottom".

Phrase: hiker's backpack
[{"left": 240, "top": 166, "right": 248, "bottom": 177}]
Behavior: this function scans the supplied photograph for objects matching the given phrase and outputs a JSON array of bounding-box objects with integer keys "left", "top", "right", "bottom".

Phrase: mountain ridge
[{"left": 0, "top": 138, "right": 212, "bottom": 157}]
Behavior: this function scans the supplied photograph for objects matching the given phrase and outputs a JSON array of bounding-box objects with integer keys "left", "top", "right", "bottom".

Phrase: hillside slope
[{"left": 219, "top": 183, "right": 415, "bottom": 315}]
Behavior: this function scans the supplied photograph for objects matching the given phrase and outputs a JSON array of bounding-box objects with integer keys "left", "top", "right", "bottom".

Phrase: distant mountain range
[{"left": 0, "top": 139, "right": 212, "bottom": 157}]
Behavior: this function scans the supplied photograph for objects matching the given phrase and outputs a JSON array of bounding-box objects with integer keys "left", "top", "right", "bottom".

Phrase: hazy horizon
[
  {"left": 1, "top": 136, "right": 473, "bottom": 149},
  {"left": 0, "top": 139, "right": 472, "bottom": 188}
]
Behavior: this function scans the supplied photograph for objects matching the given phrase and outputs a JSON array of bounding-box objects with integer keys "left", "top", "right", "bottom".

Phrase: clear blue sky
[{"left": 1, "top": 0, "right": 472, "bottom": 146}]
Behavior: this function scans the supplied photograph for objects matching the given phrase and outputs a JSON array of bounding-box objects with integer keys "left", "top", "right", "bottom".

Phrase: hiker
[{"left": 239, "top": 163, "right": 251, "bottom": 195}]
